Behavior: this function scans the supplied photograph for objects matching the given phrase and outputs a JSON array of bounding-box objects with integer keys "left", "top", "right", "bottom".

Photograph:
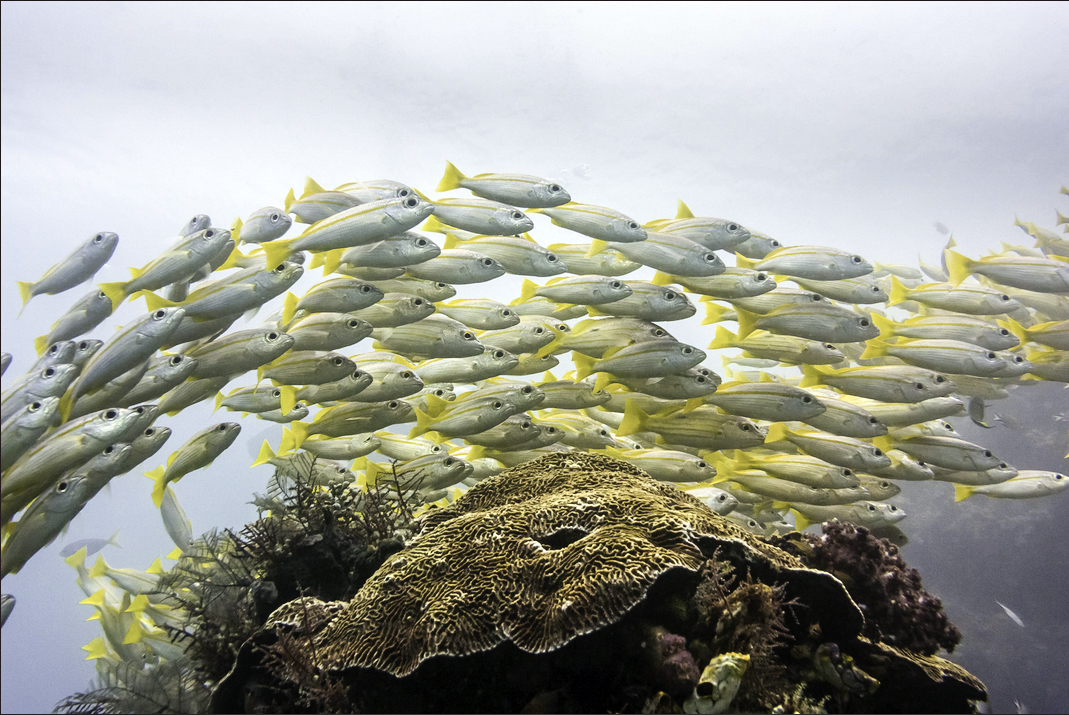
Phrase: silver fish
[{"left": 17, "top": 231, "right": 119, "bottom": 310}]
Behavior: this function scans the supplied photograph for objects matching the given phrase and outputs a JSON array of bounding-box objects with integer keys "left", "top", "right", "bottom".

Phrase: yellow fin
[
  {"left": 860, "top": 338, "right": 888, "bottom": 361},
  {"left": 98, "top": 282, "right": 128, "bottom": 312},
  {"left": 437, "top": 160, "right": 466, "bottom": 192},
  {"left": 146, "top": 557, "right": 163, "bottom": 575},
  {"left": 953, "top": 483, "right": 975, "bottom": 502},
  {"left": 422, "top": 214, "right": 446, "bottom": 234},
  {"left": 888, "top": 275, "right": 910, "bottom": 305},
  {"left": 443, "top": 232, "right": 461, "bottom": 250},
  {"left": 676, "top": 200, "right": 695, "bottom": 220},
  {"left": 765, "top": 422, "right": 790, "bottom": 444},
  {"left": 89, "top": 557, "right": 107, "bottom": 580},
  {"left": 282, "top": 291, "right": 298, "bottom": 326},
  {"left": 302, "top": 176, "right": 326, "bottom": 198},
  {"left": 284, "top": 187, "right": 296, "bottom": 212},
  {"left": 617, "top": 398, "right": 649, "bottom": 437},
  {"left": 279, "top": 428, "right": 296, "bottom": 456},
  {"left": 289, "top": 421, "right": 310, "bottom": 449},
  {"left": 734, "top": 252, "right": 757, "bottom": 270},
  {"left": 572, "top": 352, "right": 597, "bottom": 382},
  {"left": 230, "top": 216, "right": 243, "bottom": 243},
  {"left": 262, "top": 238, "right": 295, "bottom": 270},
  {"left": 708, "top": 325, "right": 737, "bottom": 350},
  {"left": 520, "top": 279, "right": 539, "bottom": 303},
  {"left": 944, "top": 249, "right": 976, "bottom": 287},
  {"left": 279, "top": 385, "right": 297, "bottom": 416},
  {"left": 83, "top": 637, "right": 109, "bottom": 660},
  {"left": 252, "top": 440, "right": 276, "bottom": 467},
  {"left": 735, "top": 307, "right": 758, "bottom": 338},
  {"left": 322, "top": 248, "right": 343, "bottom": 277},
  {"left": 585, "top": 239, "right": 609, "bottom": 258}
]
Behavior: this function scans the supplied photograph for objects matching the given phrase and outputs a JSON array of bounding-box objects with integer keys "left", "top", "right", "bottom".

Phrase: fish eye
[
  {"left": 493, "top": 350, "right": 505, "bottom": 358},
  {"left": 824, "top": 343, "right": 835, "bottom": 349},
  {"left": 361, "top": 285, "right": 372, "bottom": 293},
  {"left": 104, "top": 409, "right": 119, "bottom": 420},
  {"left": 348, "top": 319, "right": 361, "bottom": 328},
  {"left": 103, "top": 445, "right": 115, "bottom": 455},
  {"left": 398, "top": 188, "right": 412, "bottom": 197},
  {"left": 756, "top": 273, "right": 766, "bottom": 281},
  {"left": 696, "top": 376, "right": 707, "bottom": 383},
  {"left": 810, "top": 293, "right": 823, "bottom": 301},
  {"left": 414, "top": 298, "right": 424, "bottom": 305},
  {"left": 353, "top": 370, "right": 366, "bottom": 379},
  {"left": 268, "top": 331, "right": 280, "bottom": 341},
  {"left": 28, "top": 401, "right": 42, "bottom": 412},
  {"left": 271, "top": 213, "right": 280, "bottom": 221},
  {"left": 986, "top": 352, "right": 996, "bottom": 359},
  {"left": 332, "top": 357, "right": 344, "bottom": 366},
  {"left": 1012, "top": 355, "right": 1024, "bottom": 364},
  {"left": 535, "top": 327, "right": 545, "bottom": 334},
  {"left": 493, "top": 401, "right": 503, "bottom": 409},
  {"left": 402, "top": 371, "right": 413, "bottom": 378},
  {"left": 851, "top": 255, "right": 863, "bottom": 263},
  {"left": 57, "top": 480, "right": 70, "bottom": 493},
  {"left": 664, "top": 291, "right": 677, "bottom": 300},
  {"left": 934, "top": 375, "right": 946, "bottom": 383},
  {"left": 275, "top": 264, "right": 286, "bottom": 271},
  {"left": 697, "top": 461, "right": 708, "bottom": 468},
  {"left": 802, "top": 395, "right": 812, "bottom": 403},
  {"left": 983, "top": 450, "right": 993, "bottom": 458},
  {"left": 94, "top": 233, "right": 104, "bottom": 243},
  {"left": 728, "top": 224, "right": 739, "bottom": 231},
  {"left": 741, "top": 424, "right": 751, "bottom": 431},
  {"left": 416, "top": 238, "right": 428, "bottom": 247},
  {"left": 272, "top": 389, "right": 282, "bottom": 397},
  {"left": 482, "top": 258, "right": 494, "bottom": 266},
  {"left": 1000, "top": 294, "right": 1010, "bottom": 301},
  {"left": 627, "top": 221, "right": 639, "bottom": 230},
  {"left": 44, "top": 367, "right": 56, "bottom": 377},
  {"left": 404, "top": 197, "right": 419, "bottom": 208},
  {"left": 48, "top": 343, "right": 60, "bottom": 356},
  {"left": 502, "top": 309, "right": 513, "bottom": 317},
  {"left": 152, "top": 309, "right": 167, "bottom": 320},
  {"left": 522, "top": 386, "right": 533, "bottom": 394},
  {"left": 444, "top": 458, "right": 454, "bottom": 466},
  {"left": 860, "top": 319, "right": 870, "bottom": 327},
  {"left": 770, "top": 239, "right": 781, "bottom": 247},
  {"left": 205, "top": 229, "right": 215, "bottom": 238},
  {"left": 389, "top": 401, "right": 399, "bottom": 408},
  {"left": 511, "top": 211, "right": 524, "bottom": 220},
  {"left": 547, "top": 254, "right": 558, "bottom": 262},
  {"left": 98, "top": 290, "right": 107, "bottom": 298},
  {"left": 78, "top": 340, "right": 91, "bottom": 350},
  {"left": 145, "top": 427, "right": 156, "bottom": 436},
  {"left": 873, "top": 448, "right": 884, "bottom": 456},
  {"left": 998, "top": 328, "right": 1009, "bottom": 335},
  {"left": 880, "top": 481, "right": 890, "bottom": 488},
  {"left": 872, "top": 286, "right": 881, "bottom": 293},
  {"left": 842, "top": 468, "right": 854, "bottom": 476},
  {"left": 462, "top": 331, "right": 475, "bottom": 340},
  {"left": 682, "top": 347, "right": 693, "bottom": 355},
  {"left": 610, "top": 281, "right": 622, "bottom": 289},
  {"left": 599, "top": 429, "right": 608, "bottom": 436},
  {"left": 549, "top": 184, "right": 562, "bottom": 192},
  {"left": 868, "top": 417, "right": 878, "bottom": 424},
  {"left": 867, "top": 504, "right": 877, "bottom": 512},
  {"left": 218, "top": 424, "right": 228, "bottom": 431},
  {"left": 704, "top": 253, "right": 716, "bottom": 262}
]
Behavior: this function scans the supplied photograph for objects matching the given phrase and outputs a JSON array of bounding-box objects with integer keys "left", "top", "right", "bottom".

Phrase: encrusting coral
[{"left": 202, "top": 452, "right": 986, "bottom": 713}]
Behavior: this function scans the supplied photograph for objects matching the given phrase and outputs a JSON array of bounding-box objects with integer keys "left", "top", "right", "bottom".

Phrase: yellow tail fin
[
  {"left": 252, "top": 440, "right": 276, "bottom": 467},
  {"left": 617, "top": 398, "right": 649, "bottom": 437},
  {"left": 943, "top": 249, "right": 976, "bottom": 287},
  {"left": 436, "top": 161, "right": 466, "bottom": 192},
  {"left": 572, "top": 353, "right": 597, "bottom": 382},
  {"left": 953, "top": 483, "right": 975, "bottom": 502},
  {"left": 708, "top": 325, "right": 738, "bottom": 349},
  {"left": 888, "top": 276, "right": 910, "bottom": 306},
  {"left": 16, "top": 280, "right": 34, "bottom": 311}
]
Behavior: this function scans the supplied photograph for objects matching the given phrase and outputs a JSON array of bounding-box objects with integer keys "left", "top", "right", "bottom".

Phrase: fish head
[
  {"left": 608, "top": 217, "right": 647, "bottom": 243},
  {"left": 36, "top": 340, "right": 76, "bottom": 368},
  {"left": 243, "top": 206, "right": 291, "bottom": 243},
  {"left": 386, "top": 194, "right": 435, "bottom": 227},
  {"left": 491, "top": 207, "right": 534, "bottom": 235},
  {"left": 531, "top": 180, "right": 571, "bottom": 207},
  {"left": 72, "top": 339, "right": 104, "bottom": 368}
]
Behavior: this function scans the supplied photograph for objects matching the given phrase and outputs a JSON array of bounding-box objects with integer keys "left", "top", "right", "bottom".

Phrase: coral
[
  {"left": 303, "top": 451, "right": 852, "bottom": 676},
  {"left": 64, "top": 453, "right": 988, "bottom": 714},
  {"left": 770, "top": 521, "right": 961, "bottom": 656}
]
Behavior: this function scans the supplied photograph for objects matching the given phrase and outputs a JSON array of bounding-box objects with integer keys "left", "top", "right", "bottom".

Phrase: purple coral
[{"left": 771, "top": 521, "right": 961, "bottom": 655}]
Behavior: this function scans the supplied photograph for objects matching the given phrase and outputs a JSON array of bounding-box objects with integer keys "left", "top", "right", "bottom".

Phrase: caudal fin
[{"left": 436, "top": 161, "right": 466, "bottom": 192}]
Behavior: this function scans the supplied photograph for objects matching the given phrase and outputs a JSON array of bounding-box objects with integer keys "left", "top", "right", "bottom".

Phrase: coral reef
[
  {"left": 769, "top": 521, "right": 962, "bottom": 656},
  {"left": 58, "top": 453, "right": 987, "bottom": 713}
]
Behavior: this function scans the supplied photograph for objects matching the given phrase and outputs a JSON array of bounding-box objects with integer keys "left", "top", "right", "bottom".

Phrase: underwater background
[{"left": 1, "top": 3, "right": 1066, "bottom": 712}]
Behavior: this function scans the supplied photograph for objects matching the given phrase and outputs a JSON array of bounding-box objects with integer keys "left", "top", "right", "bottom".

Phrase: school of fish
[{"left": 1, "top": 163, "right": 1067, "bottom": 677}]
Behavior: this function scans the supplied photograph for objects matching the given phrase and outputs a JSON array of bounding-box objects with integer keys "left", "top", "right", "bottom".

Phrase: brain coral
[{"left": 304, "top": 451, "right": 858, "bottom": 676}]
